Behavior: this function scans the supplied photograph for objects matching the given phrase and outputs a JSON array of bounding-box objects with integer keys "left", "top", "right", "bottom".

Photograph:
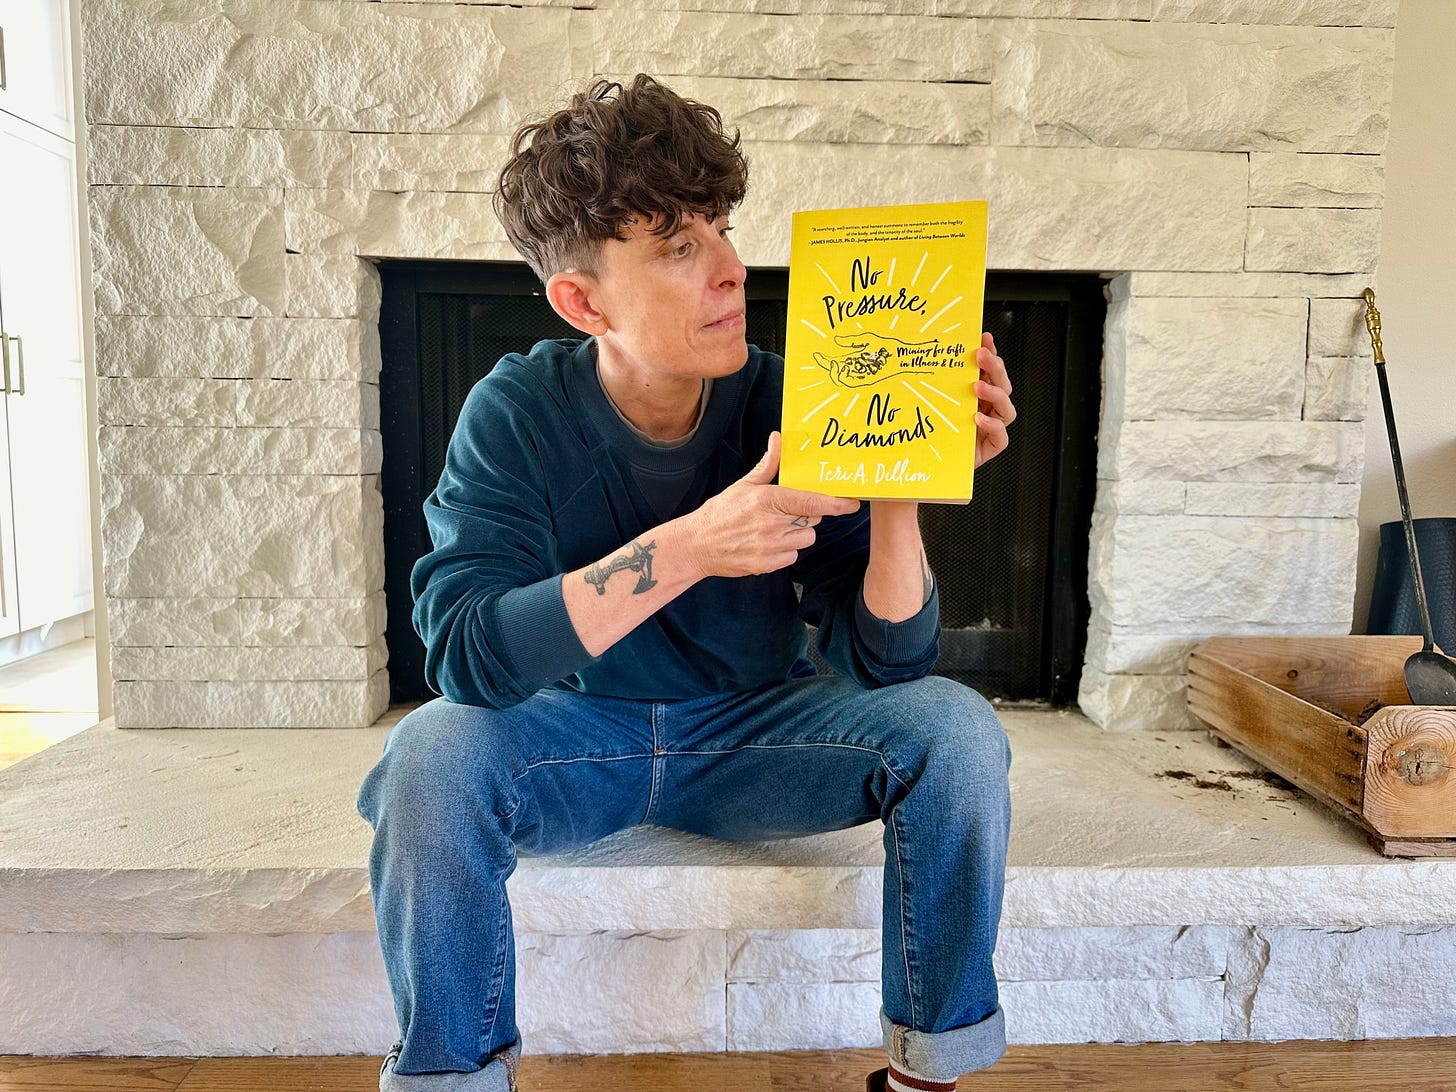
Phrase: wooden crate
[{"left": 1187, "top": 635, "right": 1456, "bottom": 858}]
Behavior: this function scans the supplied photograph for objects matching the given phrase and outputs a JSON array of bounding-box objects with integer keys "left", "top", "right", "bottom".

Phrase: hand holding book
[
  {"left": 972, "top": 332, "right": 1015, "bottom": 470},
  {"left": 680, "top": 431, "right": 861, "bottom": 581},
  {"left": 859, "top": 332, "right": 1015, "bottom": 624}
]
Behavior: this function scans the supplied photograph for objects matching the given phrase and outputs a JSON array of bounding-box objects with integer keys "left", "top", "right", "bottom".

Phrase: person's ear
[{"left": 545, "top": 270, "right": 608, "bottom": 337}]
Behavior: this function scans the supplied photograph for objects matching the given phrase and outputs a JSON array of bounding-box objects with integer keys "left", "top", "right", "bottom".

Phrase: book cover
[{"left": 778, "top": 200, "right": 989, "bottom": 503}]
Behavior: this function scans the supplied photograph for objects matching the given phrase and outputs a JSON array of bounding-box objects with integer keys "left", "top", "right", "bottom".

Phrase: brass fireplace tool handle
[{"left": 1363, "top": 287, "right": 1385, "bottom": 365}]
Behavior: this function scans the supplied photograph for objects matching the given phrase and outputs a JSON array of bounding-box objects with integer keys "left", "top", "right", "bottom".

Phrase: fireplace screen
[{"left": 379, "top": 262, "right": 1103, "bottom": 706}]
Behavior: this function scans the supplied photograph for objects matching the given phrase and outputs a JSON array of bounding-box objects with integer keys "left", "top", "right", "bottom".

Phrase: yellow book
[{"left": 779, "top": 200, "right": 989, "bottom": 504}]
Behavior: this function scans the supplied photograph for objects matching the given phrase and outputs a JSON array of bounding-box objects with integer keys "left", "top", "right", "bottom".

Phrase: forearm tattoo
[{"left": 584, "top": 539, "right": 658, "bottom": 596}]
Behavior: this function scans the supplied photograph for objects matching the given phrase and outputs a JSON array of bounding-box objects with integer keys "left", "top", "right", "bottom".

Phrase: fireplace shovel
[{"left": 1363, "top": 288, "right": 1456, "bottom": 705}]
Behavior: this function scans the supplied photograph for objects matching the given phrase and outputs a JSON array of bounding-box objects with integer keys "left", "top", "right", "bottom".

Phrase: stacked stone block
[
  {"left": 11, "top": 922, "right": 1455, "bottom": 1054},
  {"left": 79, "top": 0, "right": 1395, "bottom": 727}
]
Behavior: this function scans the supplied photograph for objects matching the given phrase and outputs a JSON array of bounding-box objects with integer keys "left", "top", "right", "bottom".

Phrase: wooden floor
[
  {"left": 3, "top": 1040, "right": 1456, "bottom": 1091},
  {"left": 0, "top": 637, "right": 98, "bottom": 772}
]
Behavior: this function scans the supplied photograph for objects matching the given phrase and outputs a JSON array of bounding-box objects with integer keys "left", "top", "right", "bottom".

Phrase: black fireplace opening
[{"left": 378, "top": 260, "right": 1104, "bottom": 706}]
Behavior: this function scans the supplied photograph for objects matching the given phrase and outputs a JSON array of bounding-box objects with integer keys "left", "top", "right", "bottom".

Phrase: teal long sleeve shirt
[{"left": 410, "top": 337, "right": 941, "bottom": 710}]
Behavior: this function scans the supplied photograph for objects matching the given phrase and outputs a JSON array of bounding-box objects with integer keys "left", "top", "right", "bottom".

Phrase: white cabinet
[
  {"left": 0, "top": 0, "right": 93, "bottom": 638},
  {"left": 0, "top": 279, "right": 18, "bottom": 641},
  {"left": 0, "top": 0, "right": 73, "bottom": 140}
]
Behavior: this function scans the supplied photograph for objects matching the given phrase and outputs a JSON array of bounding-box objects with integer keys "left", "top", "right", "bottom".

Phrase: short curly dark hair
[{"left": 493, "top": 74, "right": 749, "bottom": 285}]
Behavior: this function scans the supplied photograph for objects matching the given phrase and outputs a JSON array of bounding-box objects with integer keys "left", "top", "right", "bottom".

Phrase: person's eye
[{"left": 671, "top": 240, "right": 693, "bottom": 259}]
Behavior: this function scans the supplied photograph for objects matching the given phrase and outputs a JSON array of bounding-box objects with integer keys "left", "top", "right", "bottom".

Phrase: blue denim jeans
[{"left": 356, "top": 671, "right": 1012, "bottom": 1090}]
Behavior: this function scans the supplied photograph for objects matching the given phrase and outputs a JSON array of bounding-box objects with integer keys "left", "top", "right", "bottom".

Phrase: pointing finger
[{"left": 771, "top": 487, "right": 861, "bottom": 516}]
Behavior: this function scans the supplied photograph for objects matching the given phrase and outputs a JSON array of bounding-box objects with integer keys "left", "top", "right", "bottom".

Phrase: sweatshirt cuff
[
  {"left": 495, "top": 574, "right": 598, "bottom": 690},
  {"left": 855, "top": 576, "right": 940, "bottom": 665}
]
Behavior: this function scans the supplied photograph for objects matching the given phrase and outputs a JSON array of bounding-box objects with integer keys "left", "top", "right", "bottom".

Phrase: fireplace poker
[{"left": 1363, "top": 287, "right": 1456, "bottom": 704}]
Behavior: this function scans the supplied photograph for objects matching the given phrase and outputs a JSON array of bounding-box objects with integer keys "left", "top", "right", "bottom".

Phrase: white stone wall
[
  {"left": 79, "top": 0, "right": 1396, "bottom": 728},
  {"left": 9, "top": 922, "right": 1456, "bottom": 1054}
]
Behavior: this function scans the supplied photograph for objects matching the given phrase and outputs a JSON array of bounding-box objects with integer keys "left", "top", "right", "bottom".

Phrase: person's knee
[
  {"left": 356, "top": 698, "right": 518, "bottom": 827},
  {"left": 894, "top": 675, "right": 1011, "bottom": 780}
]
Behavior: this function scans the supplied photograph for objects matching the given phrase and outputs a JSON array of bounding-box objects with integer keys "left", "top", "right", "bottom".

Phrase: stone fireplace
[{"left": 85, "top": 0, "right": 1392, "bottom": 733}]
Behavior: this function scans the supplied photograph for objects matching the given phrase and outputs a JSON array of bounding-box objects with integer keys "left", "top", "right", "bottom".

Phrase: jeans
[{"left": 356, "top": 671, "right": 1012, "bottom": 1090}]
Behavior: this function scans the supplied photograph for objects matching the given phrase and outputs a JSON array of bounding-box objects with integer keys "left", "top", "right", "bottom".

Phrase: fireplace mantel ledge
[{"left": 1, "top": 705, "right": 1452, "bottom": 937}]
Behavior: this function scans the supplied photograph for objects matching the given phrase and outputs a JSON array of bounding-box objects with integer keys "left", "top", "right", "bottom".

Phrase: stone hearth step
[{"left": 1, "top": 705, "right": 1453, "bottom": 1058}]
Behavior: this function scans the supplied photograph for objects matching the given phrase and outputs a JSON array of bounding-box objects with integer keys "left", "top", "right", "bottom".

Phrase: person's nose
[{"left": 716, "top": 234, "right": 747, "bottom": 289}]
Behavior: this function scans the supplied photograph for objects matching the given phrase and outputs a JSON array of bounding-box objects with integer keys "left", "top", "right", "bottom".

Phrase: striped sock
[{"left": 886, "top": 1056, "right": 957, "bottom": 1091}]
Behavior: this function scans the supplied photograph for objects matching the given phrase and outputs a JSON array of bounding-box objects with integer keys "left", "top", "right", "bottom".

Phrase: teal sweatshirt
[{"left": 410, "top": 337, "right": 941, "bottom": 709}]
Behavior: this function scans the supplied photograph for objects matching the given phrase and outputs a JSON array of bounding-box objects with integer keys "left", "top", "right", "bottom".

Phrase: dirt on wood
[{"left": 1305, "top": 697, "right": 1387, "bottom": 726}]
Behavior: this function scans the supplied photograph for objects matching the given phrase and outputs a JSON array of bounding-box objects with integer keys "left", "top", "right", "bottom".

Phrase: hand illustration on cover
[{"left": 812, "top": 332, "right": 939, "bottom": 388}]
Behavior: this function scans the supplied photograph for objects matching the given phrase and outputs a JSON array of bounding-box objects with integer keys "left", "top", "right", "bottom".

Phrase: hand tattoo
[{"left": 584, "top": 539, "right": 658, "bottom": 596}]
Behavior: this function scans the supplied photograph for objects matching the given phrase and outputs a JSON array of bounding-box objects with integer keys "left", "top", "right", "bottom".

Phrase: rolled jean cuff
[
  {"left": 880, "top": 1005, "right": 1006, "bottom": 1081},
  {"left": 381, "top": 1036, "right": 522, "bottom": 1092}
]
